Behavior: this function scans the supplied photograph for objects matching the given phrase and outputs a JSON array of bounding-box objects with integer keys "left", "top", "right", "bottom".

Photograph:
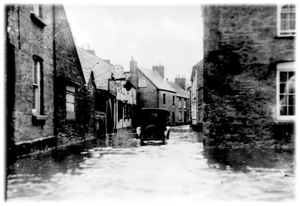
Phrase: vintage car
[{"left": 136, "top": 108, "right": 171, "bottom": 145}]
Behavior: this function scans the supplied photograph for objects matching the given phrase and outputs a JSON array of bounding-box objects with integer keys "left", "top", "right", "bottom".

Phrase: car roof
[{"left": 141, "top": 108, "right": 169, "bottom": 113}]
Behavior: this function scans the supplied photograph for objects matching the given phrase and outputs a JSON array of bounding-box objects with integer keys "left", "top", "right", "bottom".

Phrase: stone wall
[
  {"left": 158, "top": 90, "right": 176, "bottom": 124},
  {"left": 137, "top": 70, "right": 158, "bottom": 108},
  {"left": 7, "top": 5, "right": 55, "bottom": 149},
  {"left": 202, "top": 5, "right": 295, "bottom": 150},
  {"left": 6, "top": 5, "right": 96, "bottom": 156},
  {"left": 85, "top": 74, "right": 97, "bottom": 140},
  {"left": 53, "top": 6, "right": 91, "bottom": 146}
]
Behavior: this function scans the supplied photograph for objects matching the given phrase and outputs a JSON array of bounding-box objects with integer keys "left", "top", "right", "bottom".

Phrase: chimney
[
  {"left": 152, "top": 65, "right": 165, "bottom": 79},
  {"left": 130, "top": 57, "right": 137, "bottom": 74},
  {"left": 130, "top": 57, "right": 138, "bottom": 88},
  {"left": 175, "top": 75, "right": 186, "bottom": 90},
  {"left": 86, "top": 50, "right": 96, "bottom": 56},
  {"left": 103, "top": 59, "right": 111, "bottom": 64}
]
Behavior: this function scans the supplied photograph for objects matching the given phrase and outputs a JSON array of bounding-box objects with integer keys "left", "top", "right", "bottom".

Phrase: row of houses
[
  {"left": 5, "top": 4, "right": 191, "bottom": 157},
  {"left": 190, "top": 4, "right": 295, "bottom": 148},
  {"left": 129, "top": 58, "right": 190, "bottom": 126}
]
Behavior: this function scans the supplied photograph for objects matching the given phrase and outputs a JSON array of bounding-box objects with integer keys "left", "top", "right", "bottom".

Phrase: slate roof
[
  {"left": 167, "top": 81, "right": 189, "bottom": 98},
  {"left": 76, "top": 47, "right": 112, "bottom": 90},
  {"left": 138, "top": 67, "right": 176, "bottom": 93}
]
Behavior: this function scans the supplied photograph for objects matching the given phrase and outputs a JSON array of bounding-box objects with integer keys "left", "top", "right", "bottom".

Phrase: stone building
[
  {"left": 78, "top": 47, "right": 137, "bottom": 133},
  {"left": 5, "top": 4, "right": 93, "bottom": 157},
  {"left": 167, "top": 78, "right": 190, "bottom": 125},
  {"left": 190, "top": 60, "right": 203, "bottom": 131},
  {"left": 114, "top": 73, "right": 137, "bottom": 130},
  {"left": 129, "top": 58, "right": 177, "bottom": 125},
  {"left": 201, "top": 5, "right": 295, "bottom": 149},
  {"left": 76, "top": 46, "right": 115, "bottom": 136}
]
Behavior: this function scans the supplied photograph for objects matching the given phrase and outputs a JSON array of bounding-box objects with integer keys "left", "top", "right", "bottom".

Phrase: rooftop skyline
[{"left": 64, "top": 4, "right": 204, "bottom": 83}]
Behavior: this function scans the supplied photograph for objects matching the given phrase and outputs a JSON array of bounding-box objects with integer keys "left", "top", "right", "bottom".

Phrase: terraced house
[
  {"left": 129, "top": 57, "right": 190, "bottom": 126},
  {"left": 200, "top": 4, "right": 295, "bottom": 149},
  {"left": 129, "top": 58, "right": 176, "bottom": 125},
  {"left": 167, "top": 77, "right": 190, "bottom": 125},
  {"left": 5, "top": 4, "right": 93, "bottom": 157}
]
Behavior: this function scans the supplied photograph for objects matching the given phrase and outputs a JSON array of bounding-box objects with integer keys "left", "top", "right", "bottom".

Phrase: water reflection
[{"left": 203, "top": 148, "right": 295, "bottom": 173}]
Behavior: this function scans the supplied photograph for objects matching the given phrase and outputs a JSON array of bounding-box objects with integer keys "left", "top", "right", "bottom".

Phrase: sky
[{"left": 63, "top": 4, "right": 203, "bottom": 83}]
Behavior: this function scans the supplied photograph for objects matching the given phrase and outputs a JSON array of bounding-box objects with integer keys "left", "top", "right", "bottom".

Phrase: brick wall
[{"left": 202, "top": 5, "right": 295, "bottom": 149}]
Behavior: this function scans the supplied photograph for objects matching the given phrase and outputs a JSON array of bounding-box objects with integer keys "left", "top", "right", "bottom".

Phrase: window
[
  {"left": 277, "top": 62, "right": 295, "bottom": 121},
  {"left": 184, "top": 99, "right": 186, "bottom": 109},
  {"left": 118, "top": 100, "right": 123, "bottom": 120},
  {"left": 31, "top": 4, "right": 46, "bottom": 27},
  {"left": 178, "top": 97, "right": 182, "bottom": 108},
  {"left": 124, "top": 103, "right": 127, "bottom": 119},
  {"left": 66, "top": 86, "right": 76, "bottom": 119},
  {"left": 138, "top": 77, "right": 146, "bottom": 87},
  {"left": 33, "top": 4, "right": 42, "bottom": 18},
  {"left": 32, "top": 56, "right": 43, "bottom": 115},
  {"left": 163, "top": 93, "right": 166, "bottom": 104},
  {"left": 278, "top": 4, "right": 296, "bottom": 36},
  {"left": 192, "top": 103, "right": 196, "bottom": 120},
  {"left": 127, "top": 104, "right": 132, "bottom": 119},
  {"left": 179, "top": 111, "right": 182, "bottom": 121},
  {"left": 172, "top": 95, "right": 175, "bottom": 105}
]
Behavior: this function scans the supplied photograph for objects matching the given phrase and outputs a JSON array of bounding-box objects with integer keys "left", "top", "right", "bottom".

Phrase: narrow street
[{"left": 6, "top": 126, "right": 295, "bottom": 202}]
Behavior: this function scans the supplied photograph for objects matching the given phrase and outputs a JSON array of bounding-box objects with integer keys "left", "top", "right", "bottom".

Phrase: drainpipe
[{"left": 52, "top": 5, "right": 58, "bottom": 147}]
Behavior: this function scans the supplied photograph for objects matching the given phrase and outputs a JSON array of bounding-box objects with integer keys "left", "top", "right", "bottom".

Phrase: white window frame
[
  {"left": 191, "top": 102, "right": 196, "bottom": 120},
  {"left": 277, "top": 4, "right": 296, "bottom": 37},
  {"left": 66, "top": 85, "right": 76, "bottom": 119},
  {"left": 276, "top": 62, "right": 295, "bottom": 121},
  {"left": 33, "top": 5, "right": 42, "bottom": 17},
  {"left": 32, "top": 59, "right": 41, "bottom": 114},
  {"left": 138, "top": 77, "right": 146, "bottom": 87},
  {"left": 178, "top": 97, "right": 182, "bottom": 109}
]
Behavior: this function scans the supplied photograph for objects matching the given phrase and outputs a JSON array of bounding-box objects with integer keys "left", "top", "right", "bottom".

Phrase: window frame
[
  {"left": 32, "top": 56, "right": 43, "bottom": 115},
  {"left": 277, "top": 4, "right": 296, "bottom": 37},
  {"left": 138, "top": 77, "right": 146, "bottom": 87},
  {"left": 276, "top": 62, "right": 295, "bottom": 121},
  {"left": 118, "top": 100, "right": 123, "bottom": 120},
  {"left": 66, "top": 85, "right": 76, "bottom": 120},
  {"left": 178, "top": 97, "right": 182, "bottom": 109},
  {"left": 33, "top": 4, "right": 42, "bottom": 18},
  {"left": 163, "top": 93, "right": 166, "bottom": 104}
]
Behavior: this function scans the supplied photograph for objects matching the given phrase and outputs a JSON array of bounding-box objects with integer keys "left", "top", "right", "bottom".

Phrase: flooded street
[{"left": 6, "top": 126, "right": 295, "bottom": 202}]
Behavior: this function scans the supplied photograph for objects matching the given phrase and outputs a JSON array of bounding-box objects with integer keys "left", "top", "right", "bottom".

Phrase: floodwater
[{"left": 6, "top": 126, "right": 295, "bottom": 202}]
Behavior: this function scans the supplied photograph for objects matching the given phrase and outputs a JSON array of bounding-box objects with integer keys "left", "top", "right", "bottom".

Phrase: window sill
[
  {"left": 30, "top": 12, "right": 47, "bottom": 27},
  {"left": 275, "top": 35, "right": 295, "bottom": 40},
  {"left": 32, "top": 112, "right": 48, "bottom": 121},
  {"left": 66, "top": 118, "right": 76, "bottom": 121},
  {"left": 275, "top": 119, "right": 295, "bottom": 124},
  {"left": 66, "top": 112, "right": 76, "bottom": 120}
]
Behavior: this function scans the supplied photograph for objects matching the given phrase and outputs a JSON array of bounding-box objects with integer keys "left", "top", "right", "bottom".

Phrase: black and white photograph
[{"left": 2, "top": 0, "right": 298, "bottom": 204}]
